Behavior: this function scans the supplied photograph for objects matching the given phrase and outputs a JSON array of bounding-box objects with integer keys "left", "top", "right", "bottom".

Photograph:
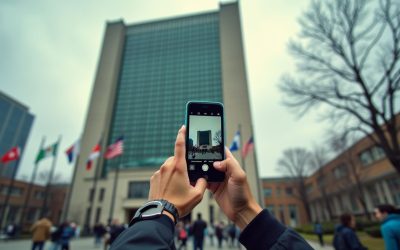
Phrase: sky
[{"left": 0, "top": 0, "right": 329, "bottom": 183}]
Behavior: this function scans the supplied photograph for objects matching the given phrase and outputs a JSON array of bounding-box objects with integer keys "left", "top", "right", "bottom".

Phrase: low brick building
[{"left": 0, "top": 178, "right": 69, "bottom": 232}]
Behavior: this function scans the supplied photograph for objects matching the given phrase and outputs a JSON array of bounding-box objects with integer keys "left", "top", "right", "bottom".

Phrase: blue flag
[{"left": 229, "top": 131, "right": 241, "bottom": 152}]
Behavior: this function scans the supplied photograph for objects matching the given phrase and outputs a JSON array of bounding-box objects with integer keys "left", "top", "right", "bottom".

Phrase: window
[
  {"left": 306, "top": 184, "right": 313, "bottom": 194},
  {"left": 95, "top": 207, "right": 102, "bottom": 223},
  {"left": 288, "top": 205, "right": 298, "bottom": 227},
  {"left": 34, "top": 191, "right": 45, "bottom": 200},
  {"left": 88, "top": 188, "right": 94, "bottom": 202},
  {"left": 387, "top": 178, "right": 400, "bottom": 206},
  {"left": 99, "top": 188, "right": 105, "bottom": 202},
  {"left": 359, "top": 146, "right": 385, "bottom": 166},
  {"left": 128, "top": 181, "right": 150, "bottom": 199},
  {"left": 263, "top": 188, "right": 272, "bottom": 198},
  {"left": 333, "top": 164, "right": 347, "bottom": 179},
  {"left": 276, "top": 187, "right": 281, "bottom": 196},
  {"left": 285, "top": 187, "right": 293, "bottom": 196}
]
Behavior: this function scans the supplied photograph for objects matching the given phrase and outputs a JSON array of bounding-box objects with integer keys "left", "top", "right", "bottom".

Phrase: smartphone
[{"left": 185, "top": 101, "right": 225, "bottom": 182}]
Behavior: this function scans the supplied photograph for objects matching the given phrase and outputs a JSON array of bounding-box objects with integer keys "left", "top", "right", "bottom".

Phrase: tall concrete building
[
  {"left": 68, "top": 2, "right": 261, "bottom": 228},
  {"left": 0, "top": 91, "right": 35, "bottom": 178}
]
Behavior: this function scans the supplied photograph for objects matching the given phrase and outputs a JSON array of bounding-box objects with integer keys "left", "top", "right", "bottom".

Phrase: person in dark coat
[
  {"left": 215, "top": 221, "right": 225, "bottom": 249},
  {"left": 333, "top": 213, "right": 367, "bottom": 250},
  {"left": 93, "top": 223, "right": 106, "bottom": 247},
  {"left": 109, "top": 127, "right": 312, "bottom": 250},
  {"left": 314, "top": 221, "right": 324, "bottom": 246},
  {"left": 191, "top": 213, "right": 207, "bottom": 250}
]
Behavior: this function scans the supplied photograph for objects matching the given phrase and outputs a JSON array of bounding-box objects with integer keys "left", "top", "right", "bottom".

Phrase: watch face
[{"left": 141, "top": 201, "right": 163, "bottom": 218}]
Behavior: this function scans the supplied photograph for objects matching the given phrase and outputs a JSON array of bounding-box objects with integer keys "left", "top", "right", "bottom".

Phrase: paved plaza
[{"left": 0, "top": 237, "right": 332, "bottom": 250}]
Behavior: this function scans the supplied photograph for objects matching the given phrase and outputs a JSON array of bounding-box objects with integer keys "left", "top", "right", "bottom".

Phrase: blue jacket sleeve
[
  {"left": 110, "top": 215, "right": 176, "bottom": 250},
  {"left": 239, "top": 209, "right": 313, "bottom": 250},
  {"left": 343, "top": 229, "right": 367, "bottom": 250}
]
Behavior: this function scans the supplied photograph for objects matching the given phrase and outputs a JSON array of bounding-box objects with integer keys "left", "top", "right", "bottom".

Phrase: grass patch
[{"left": 299, "top": 232, "right": 384, "bottom": 250}]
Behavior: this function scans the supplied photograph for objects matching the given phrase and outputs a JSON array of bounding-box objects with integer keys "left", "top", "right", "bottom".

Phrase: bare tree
[
  {"left": 309, "top": 145, "right": 333, "bottom": 221},
  {"left": 329, "top": 131, "right": 371, "bottom": 220},
  {"left": 213, "top": 130, "right": 222, "bottom": 146},
  {"left": 278, "top": 148, "right": 312, "bottom": 222},
  {"left": 280, "top": 0, "right": 400, "bottom": 174}
]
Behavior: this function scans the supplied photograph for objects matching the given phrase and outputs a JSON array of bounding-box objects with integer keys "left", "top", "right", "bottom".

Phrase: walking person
[
  {"left": 228, "top": 223, "right": 236, "bottom": 247},
  {"left": 191, "top": 213, "right": 207, "bottom": 250},
  {"left": 215, "top": 221, "right": 224, "bottom": 249},
  {"left": 30, "top": 217, "right": 52, "bottom": 250},
  {"left": 93, "top": 223, "right": 107, "bottom": 247},
  {"left": 177, "top": 221, "right": 188, "bottom": 250},
  {"left": 333, "top": 213, "right": 367, "bottom": 250},
  {"left": 374, "top": 204, "right": 400, "bottom": 250},
  {"left": 314, "top": 221, "right": 324, "bottom": 246},
  {"left": 59, "top": 221, "right": 75, "bottom": 250}
]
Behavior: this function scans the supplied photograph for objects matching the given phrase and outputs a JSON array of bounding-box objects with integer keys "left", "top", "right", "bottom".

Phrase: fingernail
[{"left": 213, "top": 162, "right": 220, "bottom": 168}]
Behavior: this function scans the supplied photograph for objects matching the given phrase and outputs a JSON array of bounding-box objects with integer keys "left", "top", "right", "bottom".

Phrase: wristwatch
[{"left": 129, "top": 199, "right": 179, "bottom": 226}]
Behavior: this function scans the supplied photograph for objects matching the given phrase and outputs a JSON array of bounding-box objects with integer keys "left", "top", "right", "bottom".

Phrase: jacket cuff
[{"left": 239, "top": 209, "right": 286, "bottom": 249}]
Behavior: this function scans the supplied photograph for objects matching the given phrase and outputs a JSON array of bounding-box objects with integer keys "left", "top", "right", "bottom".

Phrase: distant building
[
  {"left": 0, "top": 178, "right": 68, "bottom": 231},
  {"left": 197, "top": 130, "right": 212, "bottom": 146},
  {"left": 263, "top": 118, "right": 400, "bottom": 226},
  {"left": 0, "top": 91, "right": 35, "bottom": 178},
  {"left": 68, "top": 2, "right": 261, "bottom": 229}
]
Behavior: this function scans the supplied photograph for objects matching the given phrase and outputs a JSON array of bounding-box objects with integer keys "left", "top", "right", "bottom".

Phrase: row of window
[
  {"left": 88, "top": 181, "right": 150, "bottom": 203},
  {"left": 263, "top": 187, "right": 293, "bottom": 197}
]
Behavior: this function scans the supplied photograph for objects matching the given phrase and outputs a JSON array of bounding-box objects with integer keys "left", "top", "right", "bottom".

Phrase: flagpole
[
  {"left": 62, "top": 152, "right": 80, "bottom": 222},
  {"left": 108, "top": 155, "right": 122, "bottom": 223},
  {"left": 238, "top": 124, "right": 246, "bottom": 172},
  {"left": 19, "top": 137, "right": 46, "bottom": 229},
  {"left": 40, "top": 135, "right": 62, "bottom": 218},
  {"left": 88, "top": 136, "right": 105, "bottom": 232},
  {"left": 0, "top": 157, "right": 22, "bottom": 230}
]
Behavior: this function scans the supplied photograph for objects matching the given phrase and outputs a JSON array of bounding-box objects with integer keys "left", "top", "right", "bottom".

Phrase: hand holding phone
[{"left": 185, "top": 101, "right": 225, "bottom": 182}]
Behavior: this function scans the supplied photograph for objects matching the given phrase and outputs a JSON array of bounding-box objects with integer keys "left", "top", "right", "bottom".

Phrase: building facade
[
  {"left": 68, "top": 2, "right": 261, "bottom": 229},
  {"left": 263, "top": 126, "right": 400, "bottom": 226},
  {"left": 0, "top": 91, "right": 35, "bottom": 178},
  {"left": 0, "top": 178, "right": 68, "bottom": 231}
]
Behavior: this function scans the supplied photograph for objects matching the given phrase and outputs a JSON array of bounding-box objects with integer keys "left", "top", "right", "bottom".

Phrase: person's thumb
[{"left": 213, "top": 158, "right": 246, "bottom": 182}]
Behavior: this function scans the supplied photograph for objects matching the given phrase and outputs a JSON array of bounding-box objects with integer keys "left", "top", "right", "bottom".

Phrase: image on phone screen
[{"left": 188, "top": 115, "right": 223, "bottom": 160}]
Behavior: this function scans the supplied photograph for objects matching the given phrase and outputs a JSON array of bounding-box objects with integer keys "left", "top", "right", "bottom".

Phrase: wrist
[
  {"left": 234, "top": 201, "right": 262, "bottom": 230},
  {"left": 162, "top": 210, "right": 176, "bottom": 224}
]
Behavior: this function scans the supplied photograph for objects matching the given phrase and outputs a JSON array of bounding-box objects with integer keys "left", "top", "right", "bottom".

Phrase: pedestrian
[
  {"left": 49, "top": 225, "right": 62, "bottom": 250},
  {"left": 177, "top": 221, "right": 188, "bottom": 250},
  {"left": 374, "top": 204, "right": 400, "bottom": 250},
  {"left": 6, "top": 223, "right": 17, "bottom": 239},
  {"left": 107, "top": 219, "right": 125, "bottom": 248},
  {"left": 215, "top": 221, "right": 224, "bottom": 249},
  {"left": 333, "top": 213, "right": 367, "bottom": 250},
  {"left": 191, "top": 213, "right": 207, "bottom": 250},
  {"left": 314, "top": 221, "right": 324, "bottom": 246},
  {"left": 228, "top": 223, "right": 236, "bottom": 247},
  {"left": 207, "top": 224, "right": 215, "bottom": 246},
  {"left": 93, "top": 223, "right": 107, "bottom": 247},
  {"left": 30, "top": 217, "right": 52, "bottom": 250},
  {"left": 59, "top": 221, "right": 75, "bottom": 250}
]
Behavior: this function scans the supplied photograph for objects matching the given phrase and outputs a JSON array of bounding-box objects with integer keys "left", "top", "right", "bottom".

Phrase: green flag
[{"left": 35, "top": 142, "right": 58, "bottom": 164}]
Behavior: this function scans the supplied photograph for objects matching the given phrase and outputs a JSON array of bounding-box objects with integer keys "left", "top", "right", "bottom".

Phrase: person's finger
[
  {"left": 213, "top": 158, "right": 245, "bottom": 181},
  {"left": 193, "top": 178, "right": 207, "bottom": 200},
  {"left": 225, "top": 146, "right": 234, "bottom": 159},
  {"left": 174, "top": 125, "right": 186, "bottom": 161},
  {"left": 207, "top": 182, "right": 220, "bottom": 194}
]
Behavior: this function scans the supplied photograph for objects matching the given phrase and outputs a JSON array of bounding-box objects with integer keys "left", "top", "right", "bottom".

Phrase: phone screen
[{"left": 186, "top": 102, "right": 225, "bottom": 182}]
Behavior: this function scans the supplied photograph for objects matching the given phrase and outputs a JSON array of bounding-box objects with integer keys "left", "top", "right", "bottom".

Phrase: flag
[
  {"left": 35, "top": 142, "right": 58, "bottom": 164},
  {"left": 242, "top": 136, "right": 254, "bottom": 158},
  {"left": 229, "top": 131, "right": 240, "bottom": 152},
  {"left": 86, "top": 143, "right": 101, "bottom": 170},
  {"left": 1, "top": 147, "right": 20, "bottom": 164},
  {"left": 65, "top": 139, "right": 80, "bottom": 164},
  {"left": 105, "top": 136, "right": 124, "bottom": 159}
]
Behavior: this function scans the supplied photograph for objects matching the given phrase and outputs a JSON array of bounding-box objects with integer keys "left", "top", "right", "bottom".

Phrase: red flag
[
  {"left": 242, "top": 137, "right": 254, "bottom": 158},
  {"left": 86, "top": 143, "right": 101, "bottom": 170},
  {"left": 104, "top": 137, "right": 123, "bottom": 159},
  {"left": 1, "top": 147, "right": 21, "bottom": 163}
]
